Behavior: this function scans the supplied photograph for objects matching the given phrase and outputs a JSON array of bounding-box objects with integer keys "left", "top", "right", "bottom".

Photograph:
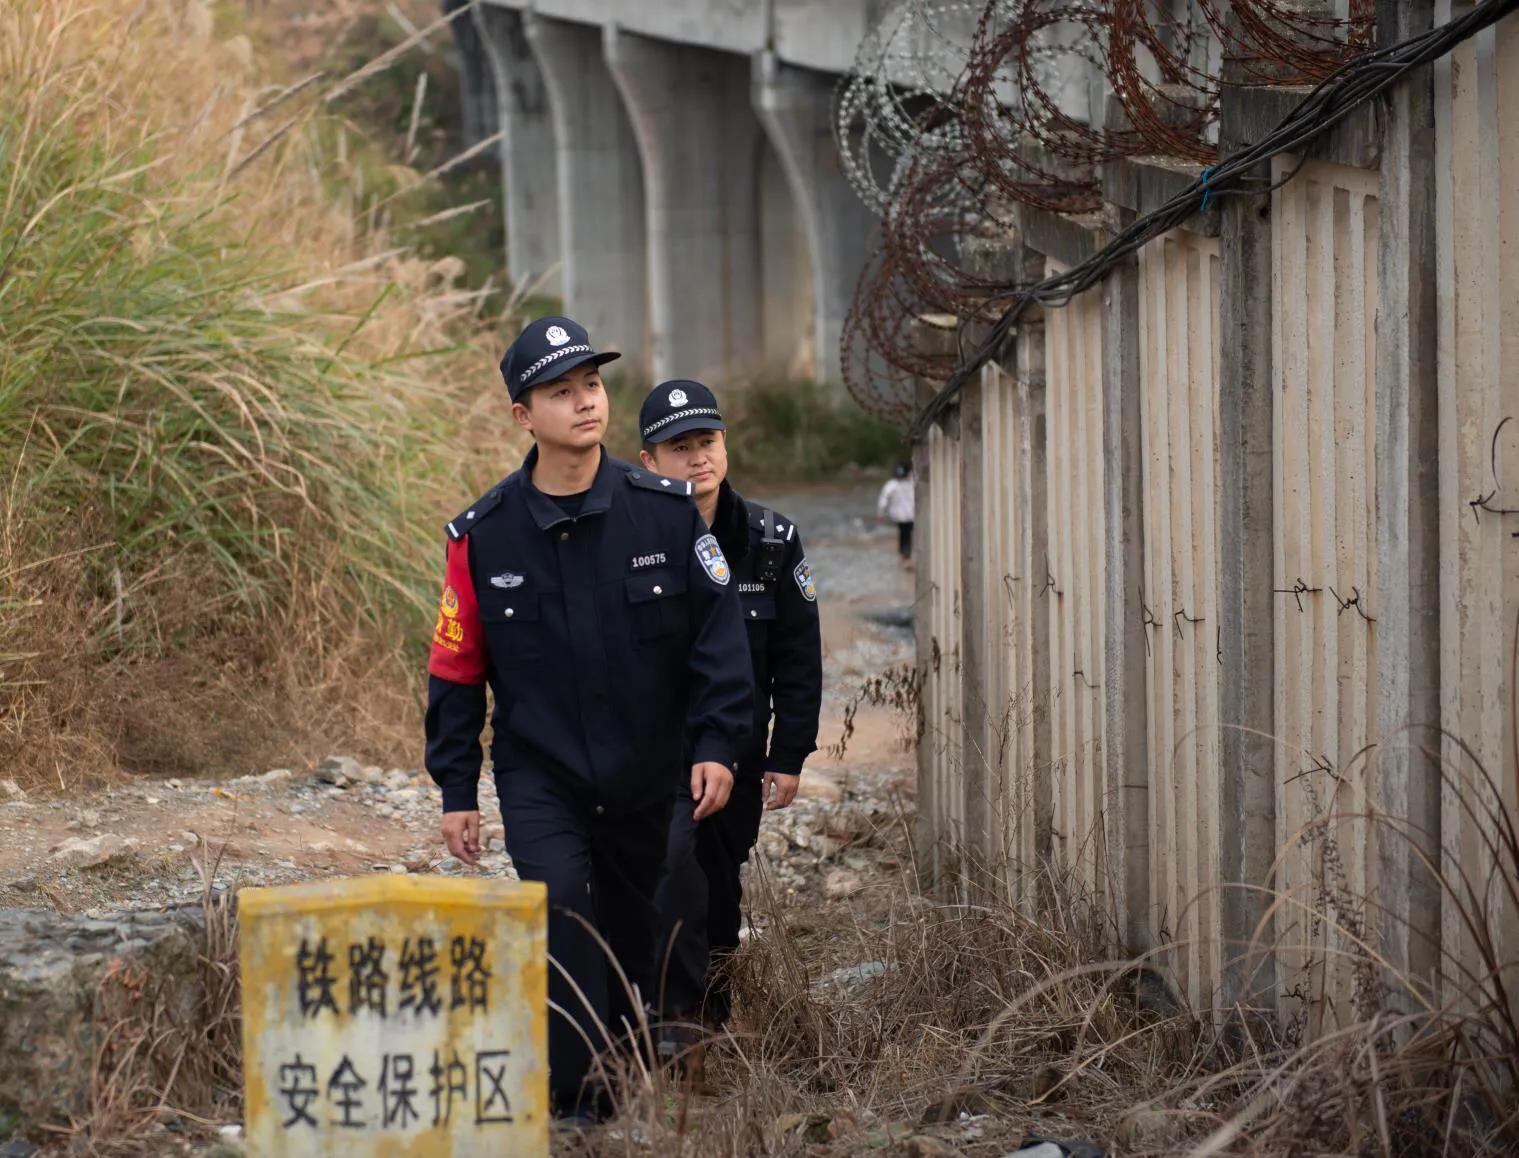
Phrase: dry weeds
[
  {"left": 0, "top": 0, "right": 521, "bottom": 790},
  {"left": 574, "top": 757, "right": 1517, "bottom": 1156}
]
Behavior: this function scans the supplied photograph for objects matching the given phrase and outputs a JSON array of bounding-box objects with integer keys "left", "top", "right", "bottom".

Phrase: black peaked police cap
[
  {"left": 500, "top": 315, "right": 621, "bottom": 402},
  {"left": 639, "top": 379, "right": 727, "bottom": 445}
]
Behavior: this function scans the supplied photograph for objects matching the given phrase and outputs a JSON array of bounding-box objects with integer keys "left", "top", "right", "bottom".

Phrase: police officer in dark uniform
[
  {"left": 639, "top": 379, "right": 823, "bottom": 1030},
  {"left": 424, "top": 320, "right": 753, "bottom": 1118}
]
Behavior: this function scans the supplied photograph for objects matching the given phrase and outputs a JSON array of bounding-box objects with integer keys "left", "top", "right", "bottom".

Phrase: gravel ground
[{"left": 3, "top": 480, "right": 915, "bottom": 913}]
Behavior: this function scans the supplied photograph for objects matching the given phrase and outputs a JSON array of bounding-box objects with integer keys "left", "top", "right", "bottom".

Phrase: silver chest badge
[{"left": 489, "top": 571, "right": 525, "bottom": 589}]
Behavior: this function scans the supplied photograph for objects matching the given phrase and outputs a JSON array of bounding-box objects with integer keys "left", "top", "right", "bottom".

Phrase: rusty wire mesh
[{"left": 834, "top": 0, "right": 1373, "bottom": 421}]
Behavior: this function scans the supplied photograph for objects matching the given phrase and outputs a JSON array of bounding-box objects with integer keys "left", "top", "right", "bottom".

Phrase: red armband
[{"left": 427, "top": 536, "right": 487, "bottom": 684}]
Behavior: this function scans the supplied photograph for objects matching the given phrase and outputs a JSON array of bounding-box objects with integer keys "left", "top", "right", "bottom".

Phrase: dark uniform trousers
[
  {"left": 498, "top": 766, "right": 672, "bottom": 1095},
  {"left": 654, "top": 484, "right": 821, "bottom": 1025},
  {"left": 654, "top": 776, "right": 764, "bottom": 1023},
  {"left": 424, "top": 448, "right": 752, "bottom": 1112}
]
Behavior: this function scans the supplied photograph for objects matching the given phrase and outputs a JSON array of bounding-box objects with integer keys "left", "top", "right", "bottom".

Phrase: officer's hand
[
  {"left": 762, "top": 772, "right": 800, "bottom": 811},
  {"left": 441, "top": 810, "right": 481, "bottom": 867},
  {"left": 690, "top": 762, "right": 734, "bottom": 821}
]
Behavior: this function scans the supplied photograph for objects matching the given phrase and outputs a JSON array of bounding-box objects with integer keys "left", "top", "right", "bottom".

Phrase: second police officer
[
  {"left": 424, "top": 319, "right": 753, "bottom": 1120},
  {"left": 639, "top": 380, "right": 824, "bottom": 1038}
]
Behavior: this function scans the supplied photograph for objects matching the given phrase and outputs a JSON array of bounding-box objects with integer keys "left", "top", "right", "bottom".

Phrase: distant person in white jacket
[{"left": 877, "top": 461, "right": 915, "bottom": 566}]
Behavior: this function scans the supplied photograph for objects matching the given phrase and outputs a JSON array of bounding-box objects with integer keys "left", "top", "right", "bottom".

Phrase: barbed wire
[
  {"left": 830, "top": 0, "right": 1432, "bottom": 422},
  {"left": 896, "top": 0, "right": 1519, "bottom": 437}
]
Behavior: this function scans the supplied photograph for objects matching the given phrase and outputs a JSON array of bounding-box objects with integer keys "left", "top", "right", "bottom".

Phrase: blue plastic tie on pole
[{"left": 1199, "top": 165, "right": 1215, "bottom": 211}]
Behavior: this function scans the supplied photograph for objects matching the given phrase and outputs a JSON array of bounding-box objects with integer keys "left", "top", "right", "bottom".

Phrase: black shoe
[
  {"left": 551, "top": 1089, "right": 607, "bottom": 1127},
  {"left": 553, "top": 1109, "right": 601, "bottom": 1132}
]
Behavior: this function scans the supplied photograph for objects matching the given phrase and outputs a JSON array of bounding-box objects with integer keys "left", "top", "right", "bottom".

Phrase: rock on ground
[
  {"left": 48, "top": 833, "right": 140, "bottom": 869},
  {"left": 0, "top": 906, "right": 207, "bottom": 1125}
]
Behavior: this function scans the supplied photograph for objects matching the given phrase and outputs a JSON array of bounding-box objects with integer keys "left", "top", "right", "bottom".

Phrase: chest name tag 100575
[{"left": 629, "top": 552, "right": 668, "bottom": 571}]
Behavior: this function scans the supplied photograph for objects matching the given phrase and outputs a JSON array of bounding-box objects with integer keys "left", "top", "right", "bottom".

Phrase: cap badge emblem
[
  {"left": 667, "top": 387, "right": 688, "bottom": 407},
  {"left": 545, "top": 325, "right": 570, "bottom": 347}
]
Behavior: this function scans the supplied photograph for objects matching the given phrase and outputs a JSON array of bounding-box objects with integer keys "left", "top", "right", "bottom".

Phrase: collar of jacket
[
  {"left": 519, "top": 443, "right": 618, "bottom": 529},
  {"left": 712, "top": 480, "right": 752, "bottom": 562}
]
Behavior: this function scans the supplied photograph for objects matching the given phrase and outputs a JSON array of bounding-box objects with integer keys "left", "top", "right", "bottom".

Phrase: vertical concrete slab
[
  {"left": 1373, "top": 0, "right": 1443, "bottom": 1009},
  {"left": 1016, "top": 316, "right": 1055, "bottom": 877},
  {"left": 1102, "top": 255, "right": 1151, "bottom": 954},
  {"left": 1216, "top": 107, "right": 1278, "bottom": 1012},
  {"left": 1434, "top": 1, "right": 1519, "bottom": 1009},
  {"left": 1134, "top": 228, "right": 1227, "bottom": 1003},
  {"left": 913, "top": 377, "right": 940, "bottom": 890},
  {"left": 959, "top": 371, "right": 993, "bottom": 886},
  {"left": 604, "top": 28, "right": 762, "bottom": 383},
  {"left": 472, "top": 3, "right": 562, "bottom": 296},
  {"left": 522, "top": 14, "right": 647, "bottom": 370},
  {"left": 753, "top": 53, "right": 879, "bottom": 386}
]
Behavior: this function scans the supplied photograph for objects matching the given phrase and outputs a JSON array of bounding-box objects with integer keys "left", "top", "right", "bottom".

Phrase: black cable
[{"left": 908, "top": 0, "right": 1519, "bottom": 439}]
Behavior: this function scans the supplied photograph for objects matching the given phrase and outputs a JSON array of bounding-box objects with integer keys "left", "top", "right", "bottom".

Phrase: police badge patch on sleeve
[
  {"left": 695, "top": 533, "right": 730, "bottom": 585},
  {"left": 793, "top": 558, "right": 816, "bottom": 601}
]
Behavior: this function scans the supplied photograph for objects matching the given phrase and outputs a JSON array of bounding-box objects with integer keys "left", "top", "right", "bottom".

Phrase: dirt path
[{"left": 0, "top": 481, "right": 914, "bottom": 914}]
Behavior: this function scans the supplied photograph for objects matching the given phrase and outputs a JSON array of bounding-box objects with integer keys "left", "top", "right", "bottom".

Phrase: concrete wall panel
[
  {"left": 977, "top": 361, "right": 1048, "bottom": 893},
  {"left": 1434, "top": 5, "right": 1519, "bottom": 1008},
  {"left": 922, "top": 420, "right": 965, "bottom": 880},
  {"left": 1138, "top": 233, "right": 1224, "bottom": 1007},
  {"left": 1044, "top": 261, "right": 1110, "bottom": 907},
  {"left": 1271, "top": 156, "right": 1381, "bottom": 1032}
]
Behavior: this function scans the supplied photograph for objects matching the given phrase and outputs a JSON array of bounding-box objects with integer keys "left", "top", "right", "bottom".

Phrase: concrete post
[
  {"left": 1016, "top": 318, "right": 1054, "bottom": 880},
  {"left": 958, "top": 369, "right": 993, "bottom": 888},
  {"left": 1216, "top": 105, "right": 1278, "bottom": 1013},
  {"left": 1101, "top": 254, "right": 1151, "bottom": 953},
  {"left": 913, "top": 378, "right": 940, "bottom": 891},
  {"left": 522, "top": 14, "right": 648, "bottom": 370},
  {"left": 604, "top": 28, "right": 762, "bottom": 384},
  {"left": 753, "top": 53, "right": 879, "bottom": 386},
  {"left": 1371, "top": 0, "right": 1441, "bottom": 1006},
  {"left": 446, "top": 0, "right": 497, "bottom": 149},
  {"left": 471, "top": 2, "right": 561, "bottom": 295}
]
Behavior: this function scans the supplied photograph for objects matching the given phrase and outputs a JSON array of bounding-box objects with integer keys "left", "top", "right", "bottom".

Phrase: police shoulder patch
[
  {"left": 695, "top": 533, "right": 731, "bottom": 586},
  {"left": 624, "top": 467, "right": 693, "bottom": 498},
  {"left": 793, "top": 557, "right": 816, "bottom": 602}
]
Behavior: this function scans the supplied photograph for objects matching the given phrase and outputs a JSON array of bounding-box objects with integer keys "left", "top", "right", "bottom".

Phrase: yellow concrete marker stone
[{"left": 240, "top": 876, "right": 548, "bottom": 1156}]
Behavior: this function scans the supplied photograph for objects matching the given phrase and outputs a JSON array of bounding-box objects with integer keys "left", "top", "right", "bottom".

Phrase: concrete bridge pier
[
  {"left": 604, "top": 27, "right": 763, "bottom": 384},
  {"left": 753, "top": 52, "right": 877, "bottom": 387},
  {"left": 444, "top": 0, "right": 497, "bottom": 150},
  {"left": 523, "top": 15, "right": 648, "bottom": 371},
  {"left": 471, "top": 3, "right": 561, "bottom": 296}
]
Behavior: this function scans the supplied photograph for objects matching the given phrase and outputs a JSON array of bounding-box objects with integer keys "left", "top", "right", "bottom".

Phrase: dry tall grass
[
  {"left": 0, "top": 0, "right": 519, "bottom": 788},
  {"left": 576, "top": 757, "right": 1518, "bottom": 1156}
]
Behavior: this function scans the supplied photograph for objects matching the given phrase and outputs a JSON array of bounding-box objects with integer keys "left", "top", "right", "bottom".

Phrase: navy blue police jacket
[
  {"left": 708, "top": 482, "right": 822, "bottom": 778},
  {"left": 424, "top": 445, "right": 754, "bottom": 813}
]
